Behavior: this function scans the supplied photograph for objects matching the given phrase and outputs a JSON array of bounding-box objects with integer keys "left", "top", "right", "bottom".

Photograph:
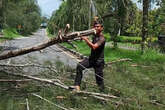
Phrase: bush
[
  {"left": 3, "top": 28, "right": 20, "bottom": 39},
  {"left": 104, "top": 33, "right": 111, "bottom": 42}
]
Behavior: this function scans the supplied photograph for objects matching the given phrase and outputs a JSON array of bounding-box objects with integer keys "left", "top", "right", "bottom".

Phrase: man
[{"left": 72, "top": 21, "right": 106, "bottom": 92}]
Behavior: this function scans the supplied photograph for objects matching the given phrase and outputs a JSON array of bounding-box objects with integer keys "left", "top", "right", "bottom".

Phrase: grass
[
  {"left": 107, "top": 41, "right": 141, "bottom": 49},
  {"left": 0, "top": 53, "right": 165, "bottom": 110},
  {"left": 104, "top": 33, "right": 158, "bottom": 43},
  {"left": 61, "top": 40, "right": 165, "bottom": 62},
  {"left": 58, "top": 41, "right": 165, "bottom": 109},
  {"left": 61, "top": 40, "right": 91, "bottom": 56},
  {"left": 0, "top": 34, "right": 165, "bottom": 109}
]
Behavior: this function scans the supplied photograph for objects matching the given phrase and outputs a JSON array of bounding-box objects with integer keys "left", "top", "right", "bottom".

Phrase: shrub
[{"left": 3, "top": 28, "right": 20, "bottom": 39}]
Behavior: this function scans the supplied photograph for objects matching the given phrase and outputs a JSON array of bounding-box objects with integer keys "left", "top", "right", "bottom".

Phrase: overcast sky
[
  {"left": 37, "top": 0, "right": 157, "bottom": 17},
  {"left": 37, "top": 0, "right": 62, "bottom": 17}
]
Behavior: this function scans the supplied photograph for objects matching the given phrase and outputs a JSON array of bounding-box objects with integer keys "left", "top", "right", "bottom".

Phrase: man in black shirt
[{"left": 72, "top": 21, "right": 105, "bottom": 92}]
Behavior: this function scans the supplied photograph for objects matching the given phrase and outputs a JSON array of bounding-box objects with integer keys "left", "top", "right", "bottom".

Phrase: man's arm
[
  {"left": 81, "top": 36, "right": 98, "bottom": 50},
  {"left": 81, "top": 36, "right": 104, "bottom": 50}
]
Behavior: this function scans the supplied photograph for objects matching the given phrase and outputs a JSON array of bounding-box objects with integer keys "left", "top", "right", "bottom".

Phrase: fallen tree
[{"left": 0, "top": 28, "right": 96, "bottom": 60}]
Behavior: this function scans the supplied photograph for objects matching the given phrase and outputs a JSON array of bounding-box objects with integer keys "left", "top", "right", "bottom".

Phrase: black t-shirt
[{"left": 89, "top": 33, "right": 105, "bottom": 63}]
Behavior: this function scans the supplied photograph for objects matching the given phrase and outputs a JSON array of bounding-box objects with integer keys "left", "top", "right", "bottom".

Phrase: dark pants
[{"left": 74, "top": 58, "right": 104, "bottom": 90}]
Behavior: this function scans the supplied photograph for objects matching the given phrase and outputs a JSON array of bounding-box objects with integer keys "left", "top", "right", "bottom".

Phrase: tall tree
[
  {"left": 0, "top": 0, "right": 41, "bottom": 35},
  {"left": 101, "top": 0, "right": 130, "bottom": 48},
  {"left": 0, "top": 0, "right": 2, "bottom": 31},
  {"left": 141, "top": 0, "right": 149, "bottom": 53}
]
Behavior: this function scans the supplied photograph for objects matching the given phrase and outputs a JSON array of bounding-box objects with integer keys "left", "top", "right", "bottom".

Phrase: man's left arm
[{"left": 81, "top": 36, "right": 104, "bottom": 50}]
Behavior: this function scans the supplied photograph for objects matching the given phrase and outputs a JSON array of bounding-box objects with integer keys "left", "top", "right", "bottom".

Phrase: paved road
[{"left": 0, "top": 29, "right": 79, "bottom": 74}]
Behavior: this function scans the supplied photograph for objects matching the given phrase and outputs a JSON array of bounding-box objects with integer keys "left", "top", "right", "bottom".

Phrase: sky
[
  {"left": 37, "top": 0, "right": 62, "bottom": 17},
  {"left": 132, "top": 0, "right": 159, "bottom": 10},
  {"left": 132, "top": 0, "right": 142, "bottom": 9},
  {"left": 37, "top": 0, "right": 158, "bottom": 17}
]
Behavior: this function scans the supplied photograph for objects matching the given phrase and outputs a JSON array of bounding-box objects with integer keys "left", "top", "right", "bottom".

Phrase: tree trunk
[
  {"left": 141, "top": 0, "right": 149, "bottom": 54},
  {"left": 0, "top": 0, "right": 3, "bottom": 30},
  {"left": 0, "top": 29, "right": 96, "bottom": 60}
]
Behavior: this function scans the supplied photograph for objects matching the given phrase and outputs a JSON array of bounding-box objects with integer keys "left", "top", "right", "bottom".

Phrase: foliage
[
  {"left": 1, "top": 0, "right": 41, "bottom": 35},
  {"left": 48, "top": 0, "right": 135, "bottom": 35},
  {"left": 3, "top": 28, "right": 20, "bottom": 39}
]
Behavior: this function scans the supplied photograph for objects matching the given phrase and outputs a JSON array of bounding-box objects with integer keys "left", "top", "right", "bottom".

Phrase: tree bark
[
  {"left": 0, "top": 29, "right": 96, "bottom": 60},
  {"left": 0, "top": 0, "right": 3, "bottom": 30},
  {"left": 141, "top": 0, "right": 149, "bottom": 54}
]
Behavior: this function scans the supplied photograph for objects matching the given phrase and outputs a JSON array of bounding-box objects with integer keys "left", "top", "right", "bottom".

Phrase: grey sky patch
[{"left": 37, "top": 0, "right": 62, "bottom": 17}]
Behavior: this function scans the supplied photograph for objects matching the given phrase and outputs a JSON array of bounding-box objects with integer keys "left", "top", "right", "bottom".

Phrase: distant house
[{"left": 40, "top": 23, "right": 47, "bottom": 28}]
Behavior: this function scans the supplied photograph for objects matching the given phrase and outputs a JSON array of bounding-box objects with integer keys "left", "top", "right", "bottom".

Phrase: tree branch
[
  {"left": 31, "top": 93, "right": 72, "bottom": 110},
  {"left": 0, "top": 29, "right": 96, "bottom": 60}
]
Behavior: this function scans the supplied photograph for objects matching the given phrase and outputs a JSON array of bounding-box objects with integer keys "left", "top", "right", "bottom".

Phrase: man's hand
[
  {"left": 81, "top": 36, "right": 89, "bottom": 41},
  {"left": 81, "top": 36, "right": 99, "bottom": 50}
]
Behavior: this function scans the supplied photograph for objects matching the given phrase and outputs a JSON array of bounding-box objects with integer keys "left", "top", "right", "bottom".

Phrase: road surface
[{"left": 0, "top": 29, "right": 79, "bottom": 74}]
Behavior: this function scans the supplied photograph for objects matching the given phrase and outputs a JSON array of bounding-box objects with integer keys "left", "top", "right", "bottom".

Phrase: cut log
[{"left": 0, "top": 29, "right": 96, "bottom": 60}]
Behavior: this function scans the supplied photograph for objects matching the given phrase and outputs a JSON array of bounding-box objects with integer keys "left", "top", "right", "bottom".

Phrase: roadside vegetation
[
  {"left": 0, "top": 0, "right": 42, "bottom": 40},
  {"left": 2, "top": 28, "right": 21, "bottom": 39},
  {"left": 0, "top": 47, "right": 165, "bottom": 109}
]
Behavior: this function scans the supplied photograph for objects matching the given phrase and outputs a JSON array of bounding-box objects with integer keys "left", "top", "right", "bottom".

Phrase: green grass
[
  {"left": 46, "top": 28, "right": 55, "bottom": 38},
  {"left": 59, "top": 41, "right": 165, "bottom": 109},
  {"left": 61, "top": 41, "right": 91, "bottom": 56},
  {"left": 3, "top": 28, "right": 21, "bottom": 39},
  {"left": 61, "top": 40, "right": 165, "bottom": 62},
  {"left": 107, "top": 41, "right": 141, "bottom": 49},
  {"left": 104, "top": 33, "right": 158, "bottom": 43},
  {"left": 0, "top": 54, "right": 165, "bottom": 110}
]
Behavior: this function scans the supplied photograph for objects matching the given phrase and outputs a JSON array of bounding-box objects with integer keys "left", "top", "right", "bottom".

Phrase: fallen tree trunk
[{"left": 0, "top": 29, "right": 96, "bottom": 60}]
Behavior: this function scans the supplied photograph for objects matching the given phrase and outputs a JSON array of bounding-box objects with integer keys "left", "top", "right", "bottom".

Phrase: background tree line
[
  {"left": 48, "top": 0, "right": 165, "bottom": 49},
  {"left": 0, "top": 0, "right": 41, "bottom": 35}
]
